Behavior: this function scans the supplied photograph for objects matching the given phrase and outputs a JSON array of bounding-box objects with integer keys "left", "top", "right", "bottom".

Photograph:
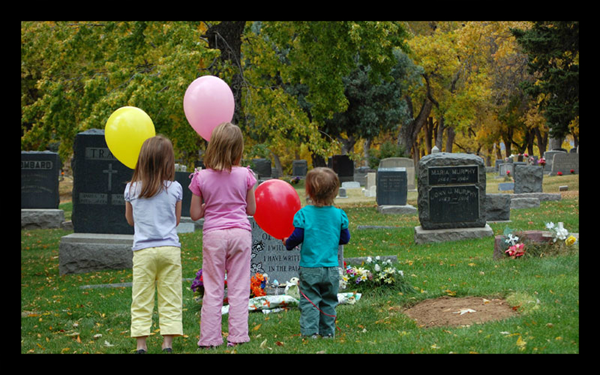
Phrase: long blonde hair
[
  {"left": 130, "top": 135, "right": 175, "bottom": 199},
  {"left": 305, "top": 167, "right": 340, "bottom": 206},
  {"left": 203, "top": 122, "right": 244, "bottom": 172}
]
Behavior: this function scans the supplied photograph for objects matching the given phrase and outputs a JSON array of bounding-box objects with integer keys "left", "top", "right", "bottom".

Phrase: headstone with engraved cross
[{"left": 71, "top": 129, "right": 133, "bottom": 234}]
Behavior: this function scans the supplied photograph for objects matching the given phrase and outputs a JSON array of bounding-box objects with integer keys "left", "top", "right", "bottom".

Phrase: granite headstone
[
  {"left": 249, "top": 217, "right": 343, "bottom": 284},
  {"left": 329, "top": 155, "right": 354, "bottom": 183},
  {"left": 292, "top": 160, "right": 308, "bottom": 177},
  {"left": 550, "top": 153, "right": 579, "bottom": 175},
  {"left": 379, "top": 157, "right": 416, "bottom": 190},
  {"left": 513, "top": 165, "right": 543, "bottom": 193},
  {"left": 21, "top": 151, "right": 61, "bottom": 209},
  {"left": 252, "top": 158, "right": 272, "bottom": 179},
  {"left": 417, "top": 153, "right": 486, "bottom": 230},
  {"left": 71, "top": 129, "right": 133, "bottom": 234},
  {"left": 376, "top": 167, "right": 407, "bottom": 206}
]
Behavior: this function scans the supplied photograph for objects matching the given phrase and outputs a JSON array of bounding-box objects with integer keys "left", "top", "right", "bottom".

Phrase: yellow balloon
[{"left": 105, "top": 107, "right": 156, "bottom": 169}]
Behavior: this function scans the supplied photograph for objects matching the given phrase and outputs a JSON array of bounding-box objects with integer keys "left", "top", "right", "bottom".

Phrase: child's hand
[{"left": 282, "top": 237, "right": 288, "bottom": 246}]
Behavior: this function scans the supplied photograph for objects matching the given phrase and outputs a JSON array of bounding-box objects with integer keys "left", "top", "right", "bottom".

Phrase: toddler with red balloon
[
  {"left": 188, "top": 122, "right": 257, "bottom": 348},
  {"left": 283, "top": 167, "right": 350, "bottom": 339}
]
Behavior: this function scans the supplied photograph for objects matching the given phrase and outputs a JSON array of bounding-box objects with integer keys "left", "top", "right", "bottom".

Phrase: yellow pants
[{"left": 131, "top": 246, "right": 183, "bottom": 338}]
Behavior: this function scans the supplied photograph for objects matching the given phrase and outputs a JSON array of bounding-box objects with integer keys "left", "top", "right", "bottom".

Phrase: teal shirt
[{"left": 292, "top": 205, "right": 349, "bottom": 267}]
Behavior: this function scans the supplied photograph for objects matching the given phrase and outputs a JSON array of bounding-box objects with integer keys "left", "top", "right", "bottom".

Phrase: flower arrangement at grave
[
  {"left": 190, "top": 269, "right": 267, "bottom": 304},
  {"left": 341, "top": 256, "right": 414, "bottom": 294},
  {"left": 545, "top": 222, "right": 577, "bottom": 246},
  {"left": 499, "top": 227, "right": 525, "bottom": 258},
  {"left": 537, "top": 157, "right": 546, "bottom": 167},
  {"left": 499, "top": 223, "right": 578, "bottom": 259}
]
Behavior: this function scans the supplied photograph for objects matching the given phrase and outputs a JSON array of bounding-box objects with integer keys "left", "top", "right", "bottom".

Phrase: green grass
[{"left": 21, "top": 175, "right": 579, "bottom": 354}]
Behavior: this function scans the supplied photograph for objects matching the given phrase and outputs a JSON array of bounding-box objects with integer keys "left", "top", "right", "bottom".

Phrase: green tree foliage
[
  {"left": 21, "top": 21, "right": 219, "bottom": 164},
  {"left": 511, "top": 21, "right": 579, "bottom": 140}
]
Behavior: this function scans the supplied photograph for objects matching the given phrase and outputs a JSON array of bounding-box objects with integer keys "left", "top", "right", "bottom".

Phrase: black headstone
[
  {"left": 21, "top": 151, "right": 61, "bottom": 209},
  {"left": 292, "top": 160, "right": 308, "bottom": 177},
  {"left": 71, "top": 129, "right": 133, "bottom": 234},
  {"left": 417, "top": 153, "right": 486, "bottom": 230},
  {"left": 252, "top": 158, "right": 272, "bottom": 179},
  {"left": 376, "top": 167, "right": 407, "bottom": 206},
  {"left": 329, "top": 155, "right": 354, "bottom": 183},
  {"left": 174, "top": 171, "right": 193, "bottom": 217}
]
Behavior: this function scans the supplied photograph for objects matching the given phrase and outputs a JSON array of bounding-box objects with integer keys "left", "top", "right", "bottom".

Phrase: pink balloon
[{"left": 183, "top": 75, "right": 235, "bottom": 141}]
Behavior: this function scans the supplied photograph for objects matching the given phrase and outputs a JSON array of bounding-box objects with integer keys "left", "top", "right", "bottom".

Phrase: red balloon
[{"left": 254, "top": 179, "right": 301, "bottom": 240}]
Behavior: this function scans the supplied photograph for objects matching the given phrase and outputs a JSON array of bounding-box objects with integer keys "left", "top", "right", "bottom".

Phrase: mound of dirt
[{"left": 403, "top": 296, "right": 518, "bottom": 328}]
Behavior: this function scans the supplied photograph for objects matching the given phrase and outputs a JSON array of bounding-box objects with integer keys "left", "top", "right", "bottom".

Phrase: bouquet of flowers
[
  {"left": 341, "top": 256, "right": 412, "bottom": 293},
  {"left": 250, "top": 272, "right": 267, "bottom": 298},
  {"left": 190, "top": 269, "right": 268, "bottom": 302},
  {"left": 546, "top": 222, "right": 577, "bottom": 246},
  {"left": 500, "top": 227, "right": 526, "bottom": 258},
  {"left": 537, "top": 157, "right": 546, "bottom": 167}
]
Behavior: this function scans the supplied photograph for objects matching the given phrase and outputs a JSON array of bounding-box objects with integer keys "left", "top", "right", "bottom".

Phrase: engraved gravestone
[
  {"left": 379, "top": 157, "right": 416, "bottom": 190},
  {"left": 21, "top": 151, "right": 61, "bottom": 209},
  {"left": 249, "top": 217, "right": 343, "bottom": 284},
  {"left": 376, "top": 167, "right": 407, "bottom": 206},
  {"left": 292, "top": 160, "right": 308, "bottom": 177},
  {"left": 417, "top": 153, "right": 486, "bottom": 230},
  {"left": 71, "top": 129, "right": 133, "bottom": 234}
]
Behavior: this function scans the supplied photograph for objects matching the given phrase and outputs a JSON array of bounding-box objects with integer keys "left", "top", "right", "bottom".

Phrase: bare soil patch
[{"left": 402, "top": 296, "right": 518, "bottom": 328}]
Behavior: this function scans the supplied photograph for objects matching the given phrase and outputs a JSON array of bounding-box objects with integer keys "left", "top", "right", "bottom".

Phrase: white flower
[
  {"left": 366, "top": 257, "right": 372, "bottom": 264},
  {"left": 374, "top": 264, "right": 381, "bottom": 272},
  {"left": 375, "top": 256, "right": 381, "bottom": 261},
  {"left": 545, "top": 222, "right": 555, "bottom": 230},
  {"left": 555, "top": 227, "right": 569, "bottom": 241},
  {"left": 506, "top": 233, "right": 520, "bottom": 246}
]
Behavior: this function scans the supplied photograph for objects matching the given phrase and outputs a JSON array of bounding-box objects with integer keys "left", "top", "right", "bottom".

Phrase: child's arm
[
  {"left": 246, "top": 186, "right": 256, "bottom": 216},
  {"left": 190, "top": 194, "right": 205, "bottom": 221},
  {"left": 283, "top": 228, "right": 304, "bottom": 250},
  {"left": 125, "top": 201, "right": 134, "bottom": 226},
  {"left": 339, "top": 228, "right": 350, "bottom": 245},
  {"left": 175, "top": 200, "right": 182, "bottom": 226}
]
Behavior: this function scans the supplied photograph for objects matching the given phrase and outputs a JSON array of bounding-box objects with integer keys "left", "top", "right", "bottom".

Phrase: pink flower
[{"left": 505, "top": 243, "right": 525, "bottom": 258}]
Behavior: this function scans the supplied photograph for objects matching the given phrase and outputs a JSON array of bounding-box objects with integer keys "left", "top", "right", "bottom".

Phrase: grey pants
[{"left": 298, "top": 266, "right": 339, "bottom": 337}]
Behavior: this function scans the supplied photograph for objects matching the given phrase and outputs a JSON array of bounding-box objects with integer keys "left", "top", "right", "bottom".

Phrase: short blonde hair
[
  {"left": 203, "top": 122, "right": 244, "bottom": 172},
  {"left": 305, "top": 167, "right": 339, "bottom": 206}
]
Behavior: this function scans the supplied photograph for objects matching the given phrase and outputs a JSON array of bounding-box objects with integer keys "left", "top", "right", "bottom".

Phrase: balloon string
[{"left": 298, "top": 288, "right": 341, "bottom": 333}]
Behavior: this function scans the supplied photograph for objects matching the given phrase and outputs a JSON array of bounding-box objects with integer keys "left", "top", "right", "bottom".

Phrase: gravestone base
[
  {"left": 510, "top": 198, "right": 540, "bottom": 209},
  {"left": 59, "top": 233, "right": 133, "bottom": 275},
  {"left": 414, "top": 224, "right": 493, "bottom": 245},
  {"left": 511, "top": 192, "right": 561, "bottom": 202},
  {"left": 377, "top": 205, "right": 417, "bottom": 215},
  {"left": 484, "top": 194, "right": 511, "bottom": 222},
  {"left": 176, "top": 217, "right": 196, "bottom": 233},
  {"left": 21, "top": 209, "right": 65, "bottom": 230}
]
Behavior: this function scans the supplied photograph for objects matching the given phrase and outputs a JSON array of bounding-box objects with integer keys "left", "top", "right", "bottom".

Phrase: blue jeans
[{"left": 298, "top": 266, "right": 339, "bottom": 337}]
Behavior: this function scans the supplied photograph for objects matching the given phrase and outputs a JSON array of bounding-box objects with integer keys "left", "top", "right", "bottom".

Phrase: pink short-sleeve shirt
[{"left": 188, "top": 166, "right": 257, "bottom": 233}]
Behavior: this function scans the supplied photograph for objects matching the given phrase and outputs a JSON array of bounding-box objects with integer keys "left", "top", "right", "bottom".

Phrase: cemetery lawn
[{"left": 21, "top": 174, "right": 579, "bottom": 354}]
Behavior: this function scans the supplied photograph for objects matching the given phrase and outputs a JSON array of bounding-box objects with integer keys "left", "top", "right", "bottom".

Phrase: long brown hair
[
  {"left": 305, "top": 167, "right": 339, "bottom": 206},
  {"left": 129, "top": 135, "right": 175, "bottom": 199},
  {"left": 203, "top": 122, "right": 244, "bottom": 172}
]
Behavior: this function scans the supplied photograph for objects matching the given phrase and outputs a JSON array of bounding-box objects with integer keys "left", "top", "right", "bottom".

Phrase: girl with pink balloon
[{"left": 188, "top": 122, "right": 257, "bottom": 349}]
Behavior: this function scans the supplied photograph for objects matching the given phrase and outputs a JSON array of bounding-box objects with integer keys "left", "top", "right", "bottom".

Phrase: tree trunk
[
  {"left": 204, "top": 21, "right": 246, "bottom": 126},
  {"left": 445, "top": 126, "right": 455, "bottom": 152},
  {"left": 398, "top": 97, "right": 433, "bottom": 158}
]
